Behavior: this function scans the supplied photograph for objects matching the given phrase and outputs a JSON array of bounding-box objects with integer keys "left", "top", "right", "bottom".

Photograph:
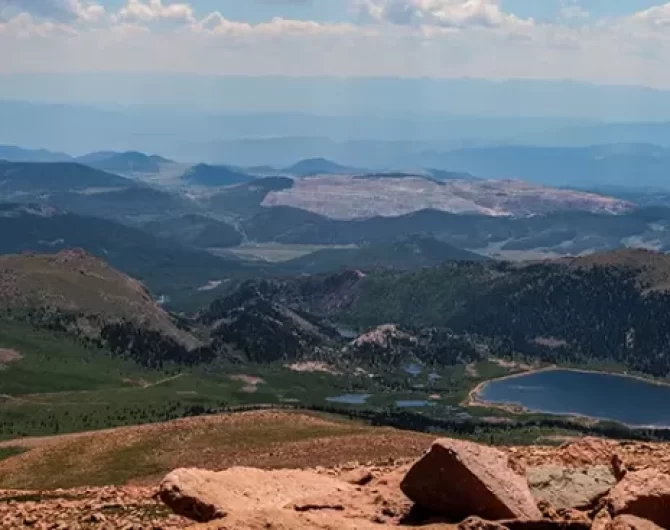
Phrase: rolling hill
[
  {"left": 281, "top": 235, "right": 487, "bottom": 274},
  {"left": 181, "top": 164, "right": 253, "bottom": 187},
  {"left": 242, "top": 204, "right": 670, "bottom": 259},
  {"left": 47, "top": 187, "right": 203, "bottom": 225},
  {"left": 0, "top": 161, "right": 136, "bottom": 195},
  {"left": 77, "top": 151, "right": 173, "bottom": 174},
  {"left": 0, "top": 249, "right": 186, "bottom": 341},
  {"left": 284, "top": 158, "right": 353, "bottom": 176},
  {"left": 0, "top": 145, "right": 72, "bottom": 163},
  {"left": 206, "top": 177, "right": 294, "bottom": 218},
  {"left": 0, "top": 203, "right": 255, "bottom": 304},
  {"left": 142, "top": 214, "right": 243, "bottom": 248}
]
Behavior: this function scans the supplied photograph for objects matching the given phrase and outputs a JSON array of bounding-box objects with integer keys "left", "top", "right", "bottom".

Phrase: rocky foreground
[{"left": 3, "top": 436, "right": 670, "bottom": 529}]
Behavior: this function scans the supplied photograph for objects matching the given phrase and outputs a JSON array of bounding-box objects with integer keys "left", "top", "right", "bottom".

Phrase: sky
[{"left": 3, "top": 0, "right": 670, "bottom": 102}]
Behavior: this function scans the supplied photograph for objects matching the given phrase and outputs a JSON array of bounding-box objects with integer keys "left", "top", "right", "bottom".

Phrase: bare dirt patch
[
  {"left": 465, "top": 363, "right": 479, "bottom": 377},
  {"left": 230, "top": 375, "right": 266, "bottom": 393},
  {"left": 0, "top": 348, "right": 22, "bottom": 366},
  {"left": 534, "top": 337, "right": 569, "bottom": 349},
  {"left": 286, "top": 362, "right": 340, "bottom": 375}
]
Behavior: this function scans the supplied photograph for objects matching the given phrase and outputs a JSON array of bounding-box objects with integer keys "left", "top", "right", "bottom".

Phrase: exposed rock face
[
  {"left": 159, "top": 467, "right": 353, "bottom": 522},
  {"left": 400, "top": 438, "right": 542, "bottom": 521},
  {"left": 602, "top": 469, "right": 670, "bottom": 528},
  {"left": 527, "top": 465, "right": 617, "bottom": 509},
  {"left": 605, "top": 515, "right": 664, "bottom": 530}
]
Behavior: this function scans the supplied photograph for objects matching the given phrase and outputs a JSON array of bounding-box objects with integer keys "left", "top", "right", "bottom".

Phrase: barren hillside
[{"left": 262, "top": 175, "right": 633, "bottom": 220}]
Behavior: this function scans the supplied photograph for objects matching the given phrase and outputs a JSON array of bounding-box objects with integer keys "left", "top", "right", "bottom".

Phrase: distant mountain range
[
  {"left": 7, "top": 142, "right": 670, "bottom": 190},
  {"left": 0, "top": 145, "right": 71, "bottom": 163},
  {"left": 426, "top": 144, "right": 670, "bottom": 188},
  {"left": 76, "top": 151, "right": 173, "bottom": 174},
  {"left": 0, "top": 203, "right": 256, "bottom": 304}
]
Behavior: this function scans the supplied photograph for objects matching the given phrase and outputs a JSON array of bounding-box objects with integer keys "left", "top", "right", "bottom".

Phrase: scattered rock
[
  {"left": 527, "top": 465, "right": 617, "bottom": 509},
  {"left": 346, "top": 471, "right": 374, "bottom": 486},
  {"left": 458, "top": 519, "right": 591, "bottom": 530},
  {"left": 611, "top": 454, "right": 627, "bottom": 481},
  {"left": 603, "top": 468, "right": 670, "bottom": 528},
  {"left": 606, "top": 515, "right": 664, "bottom": 530},
  {"left": 459, "top": 516, "right": 510, "bottom": 529},
  {"left": 591, "top": 509, "right": 613, "bottom": 530},
  {"left": 555, "top": 508, "right": 590, "bottom": 522},
  {"left": 159, "top": 467, "right": 353, "bottom": 522},
  {"left": 502, "top": 522, "right": 590, "bottom": 530},
  {"left": 537, "top": 500, "right": 560, "bottom": 520},
  {"left": 400, "top": 438, "right": 542, "bottom": 521}
]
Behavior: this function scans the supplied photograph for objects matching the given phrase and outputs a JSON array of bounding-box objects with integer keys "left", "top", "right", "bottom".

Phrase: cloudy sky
[{"left": 2, "top": 0, "right": 670, "bottom": 89}]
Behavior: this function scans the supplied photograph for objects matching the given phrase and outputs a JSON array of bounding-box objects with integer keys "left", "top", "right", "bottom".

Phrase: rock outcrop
[
  {"left": 527, "top": 465, "right": 616, "bottom": 509},
  {"left": 159, "top": 467, "right": 354, "bottom": 522},
  {"left": 400, "top": 438, "right": 542, "bottom": 521},
  {"left": 601, "top": 468, "right": 670, "bottom": 528},
  {"left": 605, "top": 515, "right": 664, "bottom": 530}
]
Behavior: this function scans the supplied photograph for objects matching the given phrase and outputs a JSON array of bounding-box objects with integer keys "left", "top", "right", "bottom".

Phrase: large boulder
[
  {"left": 159, "top": 467, "right": 353, "bottom": 522},
  {"left": 400, "top": 438, "right": 542, "bottom": 521},
  {"left": 602, "top": 468, "right": 670, "bottom": 528},
  {"left": 527, "top": 465, "right": 617, "bottom": 509}
]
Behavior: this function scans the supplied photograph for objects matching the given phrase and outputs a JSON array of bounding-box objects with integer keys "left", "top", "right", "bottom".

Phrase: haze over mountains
[{"left": 3, "top": 146, "right": 670, "bottom": 285}]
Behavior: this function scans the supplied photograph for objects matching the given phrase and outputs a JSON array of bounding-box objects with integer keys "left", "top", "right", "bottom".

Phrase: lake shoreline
[{"left": 464, "top": 365, "right": 670, "bottom": 427}]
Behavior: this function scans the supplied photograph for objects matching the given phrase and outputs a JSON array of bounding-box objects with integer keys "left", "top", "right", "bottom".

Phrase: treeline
[
  {"left": 309, "top": 405, "right": 670, "bottom": 445},
  {"left": 5, "top": 399, "right": 670, "bottom": 446}
]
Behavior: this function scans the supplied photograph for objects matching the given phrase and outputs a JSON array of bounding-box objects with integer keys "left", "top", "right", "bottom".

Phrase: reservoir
[{"left": 478, "top": 369, "right": 670, "bottom": 427}]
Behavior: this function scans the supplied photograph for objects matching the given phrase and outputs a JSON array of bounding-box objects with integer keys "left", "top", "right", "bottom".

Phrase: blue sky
[{"left": 75, "top": 0, "right": 670, "bottom": 23}]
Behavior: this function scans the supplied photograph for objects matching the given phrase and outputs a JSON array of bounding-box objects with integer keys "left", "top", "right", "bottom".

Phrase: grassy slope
[
  {"left": 0, "top": 321, "right": 153, "bottom": 395},
  {"left": 0, "top": 411, "right": 432, "bottom": 489}
]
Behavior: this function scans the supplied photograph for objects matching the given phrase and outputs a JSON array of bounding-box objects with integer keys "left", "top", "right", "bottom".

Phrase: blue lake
[
  {"left": 326, "top": 393, "right": 370, "bottom": 405},
  {"left": 404, "top": 363, "right": 423, "bottom": 376},
  {"left": 479, "top": 369, "right": 670, "bottom": 427}
]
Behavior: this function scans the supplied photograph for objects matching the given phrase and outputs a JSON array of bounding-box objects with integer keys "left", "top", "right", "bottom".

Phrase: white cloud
[
  {"left": 0, "top": 11, "right": 76, "bottom": 38},
  {"left": 355, "top": 0, "right": 528, "bottom": 29},
  {"left": 630, "top": 2, "right": 670, "bottom": 28},
  {"left": 194, "top": 13, "right": 357, "bottom": 36},
  {"left": 3, "top": 0, "right": 670, "bottom": 90},
  {"left": 116, "top": 0, "right": 194, "bottom": 24},
  {"left": 0, "top": 0, "right": 104, "bottom": 22}
]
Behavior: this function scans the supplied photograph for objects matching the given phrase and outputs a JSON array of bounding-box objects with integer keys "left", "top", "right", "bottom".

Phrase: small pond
[{"left": 326, "top": 393, "right": 371, "bottom": 405}]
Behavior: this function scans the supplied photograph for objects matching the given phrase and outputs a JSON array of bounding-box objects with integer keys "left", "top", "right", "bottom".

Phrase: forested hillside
[{"left": 214, "top": 249, "right": 670, "bottom": 376}]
